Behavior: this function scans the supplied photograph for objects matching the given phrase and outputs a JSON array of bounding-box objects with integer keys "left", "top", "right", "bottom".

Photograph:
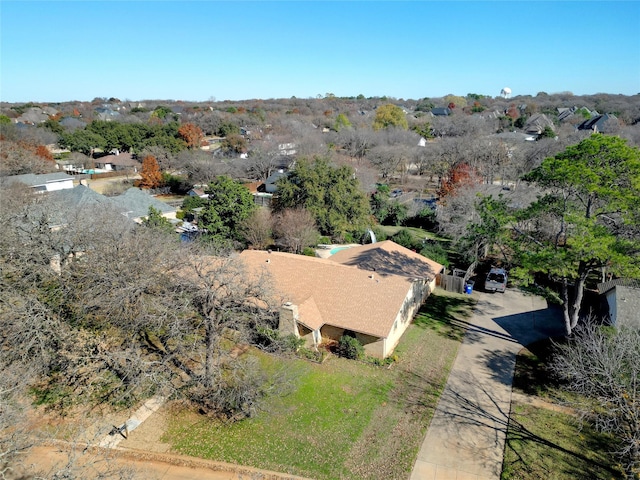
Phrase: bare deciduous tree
[
  {"left": 239, "top": 208, "right": 273, "bottom": 249},
  {"left": 273, "top": 208, "right": 319, "bottom": 254},
  {"left": 240, "top": 150, "right": 281, "bottom": 181},
  {"left": 175, "top": 149, "right": 231, "bottom": 184},
  {"left": 550, "top": 322, "right": 640, "bottom": 478},
  {"left": 337, "top": 128, "right": 374, "bottom": 164},
  {"left": 0, "top": 139, "right": 57, "bottom": 176}
]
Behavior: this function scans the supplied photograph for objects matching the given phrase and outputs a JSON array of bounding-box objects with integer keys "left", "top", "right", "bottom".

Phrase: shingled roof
[
  {"left": 3, "top": 172, "right": 73, "bottom": 187},
  {"left": 52, "top": 184, "right": 114, "bottom": 210},
  {"left": 109, "top": 188, "right": 175, "bottom": 220},
  {"left": 328, "top": 240, "right": 443, "bottom": 280},
  {"left": 597, "top": 278, "right": 640, "bottom": 294},
  {"left": 240, "top": 249, "right": 417, "bottom": 338}
]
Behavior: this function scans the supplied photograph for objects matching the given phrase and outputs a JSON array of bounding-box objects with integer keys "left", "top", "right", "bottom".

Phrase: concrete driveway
[{"left": 411, "top": 288, "right": 564, "bottom": 480}]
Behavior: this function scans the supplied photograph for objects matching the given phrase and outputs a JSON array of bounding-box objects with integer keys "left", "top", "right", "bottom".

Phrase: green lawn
[
  {"left": 503, "top": 403, "right": 623, "bottom": 480},
  {"left": 378, "top": 225, "right": 449, "bottom": 243},
  {"left": 165, "top": 289, "right": 473, "bottom": 480},
  {"left": 503, "top": 345, "right": 624, "bottom": 479}
]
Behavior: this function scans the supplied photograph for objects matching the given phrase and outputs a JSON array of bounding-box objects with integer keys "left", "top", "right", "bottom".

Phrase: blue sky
[{"left": 1, "top": 1, "right": 639, "bottom": 102}]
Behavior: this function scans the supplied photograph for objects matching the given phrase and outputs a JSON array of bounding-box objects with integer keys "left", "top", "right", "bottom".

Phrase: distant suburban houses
[
  {"left": 523, "top": 113, "right": 555, "bottom": 136},
  {"left": 94, "top": 152, "right": 141, "bottom": 172},
  {"left": 577, "top": 113, "right": 617, "bottom": 133}
]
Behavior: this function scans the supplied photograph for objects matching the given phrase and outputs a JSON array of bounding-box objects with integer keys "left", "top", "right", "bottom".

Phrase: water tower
[{"left": 500, "top": 87, "right": 512, "bottom": 99}]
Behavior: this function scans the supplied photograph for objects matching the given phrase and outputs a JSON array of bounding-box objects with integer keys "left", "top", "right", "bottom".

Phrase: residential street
[{"left": 411, "top": 288, "right": 564, "bottom": 480}]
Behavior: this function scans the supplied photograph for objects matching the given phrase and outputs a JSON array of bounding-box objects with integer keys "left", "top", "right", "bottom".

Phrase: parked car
[{"left": 485, "top": 267, "right": 507, "bottom": 293}]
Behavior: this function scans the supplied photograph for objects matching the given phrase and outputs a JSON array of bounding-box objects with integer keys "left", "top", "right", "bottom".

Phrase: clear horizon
[{"left": 2, "top": 1, "right": 639, "bottom": 103}]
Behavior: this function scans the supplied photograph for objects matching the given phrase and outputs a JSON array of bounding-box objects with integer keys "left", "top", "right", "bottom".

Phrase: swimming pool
[{"left": 329, "top": 246, "right": 351, "bottom": 255}]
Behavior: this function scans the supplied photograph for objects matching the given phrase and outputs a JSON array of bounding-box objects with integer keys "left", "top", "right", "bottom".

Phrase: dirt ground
[
  {"left": 17, "top": 402, "right": 309, "bottom": 480},
  {"left": 81, "top": 174, "right": 140, "bottom": 194}
]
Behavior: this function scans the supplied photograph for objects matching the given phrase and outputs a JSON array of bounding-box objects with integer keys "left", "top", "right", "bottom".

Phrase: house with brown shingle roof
[
  {"left": 328, "top": 240, "right": 443, "bottom": 281},
  {"left": 94, "top": 152, "right": 141, "bottom": 172},
  {"left": 240, "top": 241, "right": 443, "bottom": 358}
]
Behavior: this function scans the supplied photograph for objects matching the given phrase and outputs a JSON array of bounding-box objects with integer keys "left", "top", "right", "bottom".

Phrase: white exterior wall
[
  {"left": 383, "top": 281, "right": 430, "bottom": 357},
  {"left": 44, "top": 179, "right": 74, "bottom": 192}
]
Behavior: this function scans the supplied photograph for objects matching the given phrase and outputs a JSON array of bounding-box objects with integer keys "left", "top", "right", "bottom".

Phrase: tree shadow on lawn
[
  {"left": 438, "top": 382, "right": 621, "bottom": 478},
  {"left": 412, "top": 292, "right": 475, "bottom": 342},
  {"left": 504, "top": 404, "right": 623, "bottom": 479},
  {"left": 512, "top": 337, "right": 566, "bottom": 397}
]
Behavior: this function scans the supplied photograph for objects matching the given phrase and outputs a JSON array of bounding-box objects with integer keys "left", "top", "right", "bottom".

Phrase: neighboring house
[
  {"left": 493, "top": 131, "right": 536, "bottom": 142},
  {"left": 52, "top": 184, "right": 114, "bottom": 210},
  {"left": 524, "top": 113, "right": 555, "bottom": 135},
  {"left": 263, "top": 169, "right": 287, "bottom": 194},
  {"left": 49, "top": 185, "right": 118, "bottom": 229},
  {"left": 110, "top": 187, "right": 177, "bottom": 223},
  {"left": 577, "top": 113, "right": 617, "bottom": 133},
  {"left": 597, "top": 279, "right": 640, "bottom": 328},
  {"left": 278, "top": 143, "right": 297, "bottom": 156},
  {"left": 187, "top": 187, "right": 209, "bottom": 198},
  {"left": 170, "top": 105, "right": 185, "bottom": 116},
  {"left": 200, "top": 136, "right": 224, "bottom": 151},
  {"left": 244, "top": 181, "right": 272, "bottom": 207},
  {"left": 15, "top": 107, "right": 49, "bottom": 124},
  {"left": 557, "top": 106, "right": 582, "bottom": 122},
  {"left": 240, "top": 241, "right": 443, "bottom": 358},
  {"left": 431, "top": 107, "right": 451, "bottom": 116},
  {"left": 57, "top": 158, "right": 88, "bottom": 173},
  {"left": 94, "top": 107, "right": 120, "bottom": 121},
  {"left": 2, "top": 172, "right": 75, "bottom": 192},
  {"left": 94, "top": 152, "right": 141, "bottom": 172},
  {"left": 51, "top": 185, "right": 177, "bottom": 226},
  {"left": 59, "top": 116, "right": 87, "bottom": 131}
]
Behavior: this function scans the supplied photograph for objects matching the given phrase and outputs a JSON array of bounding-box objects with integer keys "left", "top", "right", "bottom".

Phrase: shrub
[
  {"left": 302, "top": 247, "right": 316, "bottom": 256},
  {"left": 162, "top": 173, "right": 192, "bottom": 194},
  {"left": 420, "top": 241, "right": 450, "bottom": 267},
  {"left": 391, "top": 229, "right": 418, "bottom": 250},
  {"left": 403, "top": 207, "right": 437, "bottom": 230},
  {"left": 342, "top": 232, "right": 356, "bottom": 244},
  {"left": 336, "top": 335, "right": 364, "bottom": 360},
  {"left": 254, "top": 327, "right": 304, "bottom": 354},
  {"left": 297, "top": 347, "right": 326, "bottom": 363}
]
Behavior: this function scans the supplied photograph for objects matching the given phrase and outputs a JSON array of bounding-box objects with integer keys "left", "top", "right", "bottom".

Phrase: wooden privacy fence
[
  {"left": 437, "top": 261, "right": 477, "bottom": 294},
  {"left": 437, "top": 274, "right": 466, "bottom": 294}
]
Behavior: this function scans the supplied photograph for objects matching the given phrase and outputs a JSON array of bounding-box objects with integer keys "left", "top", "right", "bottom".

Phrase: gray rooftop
[
  {"left": 109, "top": 188, "right": 175, "bottom": 219},
  {"left": 3, "top": 172, "right": 73, "bottom": 187}
]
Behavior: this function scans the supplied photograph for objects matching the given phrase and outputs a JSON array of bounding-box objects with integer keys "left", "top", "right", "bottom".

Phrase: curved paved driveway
[{"left": 411, "top": 289, "right": 564, "bottom": 480}]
